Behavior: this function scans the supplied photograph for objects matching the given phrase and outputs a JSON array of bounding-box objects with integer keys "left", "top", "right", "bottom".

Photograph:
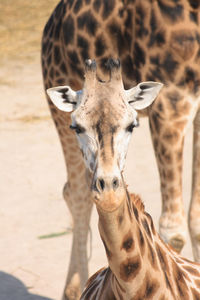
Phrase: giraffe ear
[
  {"left": 125, "top": 82, "right": 163, "bottom": 110},
  {"left": 46, "top": 86, "right": 82, "bottom": 112}
]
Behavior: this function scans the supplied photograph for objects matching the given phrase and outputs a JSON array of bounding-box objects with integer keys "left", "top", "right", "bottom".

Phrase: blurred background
[
  {"left": 0, "top": 0, "right": 58, "bottom": 62},
  {"left": 0, "top": 1, "right": 194, "bottom": 299}
]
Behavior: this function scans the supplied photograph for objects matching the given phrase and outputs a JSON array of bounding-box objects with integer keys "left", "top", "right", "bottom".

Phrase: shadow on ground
[{"left": 0, "top": 272, "right": 53, "bottom": 300}]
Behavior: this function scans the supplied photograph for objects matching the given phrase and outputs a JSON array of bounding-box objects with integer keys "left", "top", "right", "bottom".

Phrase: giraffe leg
[
  {"left": 62, "top": 183, "right": 93, "bottom": 300},
  {"left": 189, "top": 109, "right": 200, "bottom": 262},
  {"left": 149, "top": 104, "right": 189, "bottom": 253},
  {"left": 47, "top": 104, "right": 93, "bottom": 300}
]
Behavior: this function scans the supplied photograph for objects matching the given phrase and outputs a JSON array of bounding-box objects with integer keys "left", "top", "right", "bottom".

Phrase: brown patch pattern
[
  {"left": 133, "top": 271, "right": 159, "bottom": 299},
  {"left": 121, "top": 229, "right": 134, "bottom": 252},
  {"left": 42, "top": 0, "right": 200, "bottom": 298},
  {"left": 120, "top": 255, "right": 141, "bottom": 282}
]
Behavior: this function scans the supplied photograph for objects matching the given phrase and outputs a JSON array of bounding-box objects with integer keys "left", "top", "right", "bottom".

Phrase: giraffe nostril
[
  {"left": 94, "top": 177, "right": 120, "bottom": 192},
  {"left": 112, "top": 177, "right": 119, "bottom": 190},
  {"left": 95, "top": 178, "right": 105, "bottom": 192}
]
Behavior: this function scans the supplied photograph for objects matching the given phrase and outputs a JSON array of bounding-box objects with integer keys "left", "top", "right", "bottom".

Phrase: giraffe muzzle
[{"left": 94, "top": 176, "right": 120, "bottom": 193}]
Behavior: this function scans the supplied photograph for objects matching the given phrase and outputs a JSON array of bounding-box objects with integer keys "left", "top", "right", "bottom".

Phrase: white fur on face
[
  {"left": 116, "top": 129, "right": 132, "bottom": 171},
  {"left": 76, "top": 132, "right": 97, "bottom": 172},
  {"left": 72, "top": 107, "right": 138, "bottom": 175},
  {"left": 115, "top": 109, "right": 138, "bottom": 171}
]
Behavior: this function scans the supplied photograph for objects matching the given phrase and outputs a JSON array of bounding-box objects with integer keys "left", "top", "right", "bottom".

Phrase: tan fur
[{"left": 42, "top": 1, "right": 200, "bottom": 298}]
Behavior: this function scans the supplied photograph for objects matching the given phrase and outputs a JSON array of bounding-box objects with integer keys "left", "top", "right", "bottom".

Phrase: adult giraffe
[
  {"left": 42, "top": 0, "right": 200, "bottom": 298},
  {"left": 47, "top": 58, "right": 163, "bottom": 298}
]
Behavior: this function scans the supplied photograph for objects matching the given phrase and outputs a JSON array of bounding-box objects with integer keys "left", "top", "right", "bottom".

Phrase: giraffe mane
[{"left": 129, "top": 193, "right": 145, "bottom": 212}]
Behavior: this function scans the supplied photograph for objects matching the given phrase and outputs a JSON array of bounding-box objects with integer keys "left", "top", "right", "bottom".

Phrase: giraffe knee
[
  {"left": 62, "top": 182, "right": 76, "bottom": 217},
  {"left": 63, "top": 181, "right": 70, "bottom": 201},
  {"left": 62, "top": 182, "right": 76, "bottom": 213},
  {"left": 159, "top": 214, "right": 187, "bottom": 252},
  {"left": 169, "top": 235, "right": 185, "bottom": 253}
]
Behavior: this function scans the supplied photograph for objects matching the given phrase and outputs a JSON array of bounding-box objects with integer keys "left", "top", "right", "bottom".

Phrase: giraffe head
[{"left": 47, "top": 59, "right": 162, "bottom": 208}]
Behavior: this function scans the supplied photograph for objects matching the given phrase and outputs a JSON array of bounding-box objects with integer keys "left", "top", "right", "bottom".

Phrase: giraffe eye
[
  {"left": 70, "top": 124, "right": 85, "bottom": 134},
  {"left": 126, "top": 123, "right": 135, "bottom": 133},
  {"left": 126, "top": 119, "right": 139, "bottom": 132}
]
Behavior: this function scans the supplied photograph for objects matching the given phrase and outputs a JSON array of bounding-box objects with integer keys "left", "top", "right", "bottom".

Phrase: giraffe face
[
  {"left": 47, "top": 60, "right": 163, "bottom": 197},
  {"left": 70, "top": 84, "right": 138, "bottom": 180}
]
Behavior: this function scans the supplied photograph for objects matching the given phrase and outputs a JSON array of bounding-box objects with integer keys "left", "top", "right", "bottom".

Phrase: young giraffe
[
  {"left": 80, "top": 191, "right": 200, "bottom": 300},
  {"left": 42, "top": 0, "right": 200, "bottom": 297},
  {"left": 48, "top": 60, "right": 200, "bottom": 300}
]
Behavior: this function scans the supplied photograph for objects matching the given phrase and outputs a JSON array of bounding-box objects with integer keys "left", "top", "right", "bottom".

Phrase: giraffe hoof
[{"left": 169, "top": 234, "right": 185, "bottom": 253}]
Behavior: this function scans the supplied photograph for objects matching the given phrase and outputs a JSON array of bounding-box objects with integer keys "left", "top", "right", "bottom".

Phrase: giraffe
[
  {"left": 47, "top": 58, "right": 163, "bottom": 299},
  {"left": 80, "top": 190, "right": 200, "bottom": 299},
  {"left": 47, "top": 59, "right": 200, "bottom": 300},
  {"left": 41, "top": 0, "right": 200, "bottom": 298}
]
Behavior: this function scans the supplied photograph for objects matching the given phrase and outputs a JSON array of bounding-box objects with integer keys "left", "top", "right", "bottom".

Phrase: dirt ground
[{"left": 0, "top": 1, "right": 194, "bottom": 299}]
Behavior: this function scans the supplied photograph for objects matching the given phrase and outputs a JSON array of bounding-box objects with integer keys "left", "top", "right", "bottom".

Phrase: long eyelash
[
  {"left": 126, "top": 123, "right": 135, "bottom": 132},
  {"left": 126, "top": 120, "right": 139, "bottom": 132},
  {"left": 69, "top": 125, "right": 77, "bottom": 130},
  {"left": 69, "top": 124, "right": 85, "bottom": 134}
]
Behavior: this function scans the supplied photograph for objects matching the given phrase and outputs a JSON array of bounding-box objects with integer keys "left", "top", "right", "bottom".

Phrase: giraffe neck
[
  {"left": 97, "top": 192, "right": 175, "bottom": 299},
  {"left": 81, "top": 191, "right": 200, "bottom": 299}
]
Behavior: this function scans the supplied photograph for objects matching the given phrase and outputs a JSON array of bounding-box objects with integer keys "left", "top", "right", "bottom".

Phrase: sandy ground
[
  {"left": 0, "top": 1, "right": 195, "bottom": 299},
  {"left": 0, "top": 56, "right": 194, "bottom": 300}
]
